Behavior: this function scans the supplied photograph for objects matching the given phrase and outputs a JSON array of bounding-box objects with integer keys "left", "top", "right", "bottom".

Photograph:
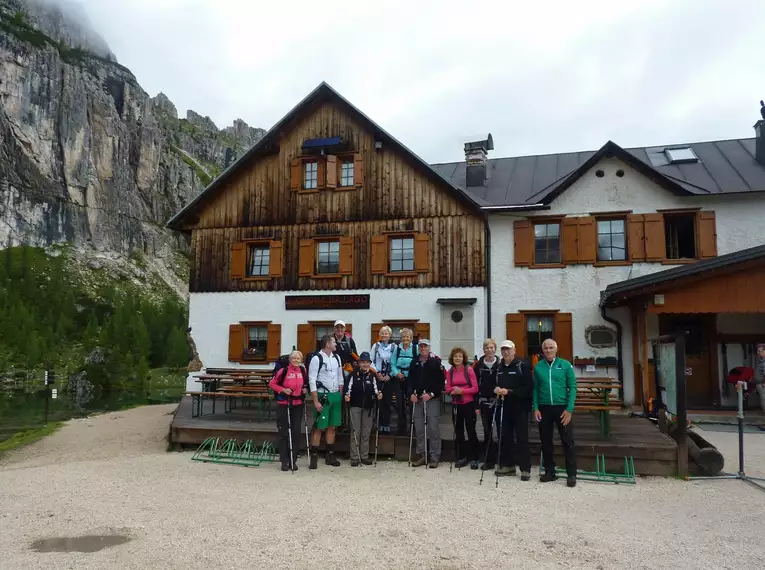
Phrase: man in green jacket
[{"left": 533, "top": 338, "right": 578, "bottom": 487}]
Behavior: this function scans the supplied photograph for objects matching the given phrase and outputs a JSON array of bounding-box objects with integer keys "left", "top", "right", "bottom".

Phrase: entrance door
[
  {"left": 440, "top": 305, "right": 475, "bottom": 361},
  {"left": 659, "top": 314, "right": 714, "bottom": 408}
]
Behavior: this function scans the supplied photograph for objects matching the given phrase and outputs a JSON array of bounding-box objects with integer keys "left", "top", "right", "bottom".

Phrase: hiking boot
[
  {"left": 521, "top": 472, "right": 530, "bottom": 481},
  {"left": 495, "top": 466, "right": 515, "bottom": 476},
  {"left": 350, "top": 460, "right": 360, "bottom": 467},
  {"left": 480, "top": 461, "right": 495, "bottom": 471},
  {"left": 361, "top": 457, "right": 373, "bottom": 465},
  {"left": 325, "top": 452, "right": 341, "bottom": 467},
  {"left": 309, "top": 452, "right": 318, "bottom": 470},
  {"left": 470, "top": 460, "right": 480, "bottom": 470},
  {"left": 412, "top": 455, "right": 427, "bottom": 467},
  {"left": 455, "top": 457, "right": 470, "bottom": 469},
  {"left": 428, "top": 460, "right": 439, "bottom": 469},
  {"left": 539, "top": 472, "right": 558, "bottom": 483},
  {"left": 281, "top": 463, "right": 290, "bottom": 472},
  {"left": 567, "top": 477, "right": 577, "bottom": 488}
]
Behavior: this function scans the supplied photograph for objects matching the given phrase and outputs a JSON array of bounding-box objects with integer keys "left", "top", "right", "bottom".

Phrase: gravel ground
[{"left": 1, "top": 407, "right": 765, "bottom": 570}]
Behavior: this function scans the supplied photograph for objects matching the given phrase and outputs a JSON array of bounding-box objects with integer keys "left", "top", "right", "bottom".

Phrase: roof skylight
[{"left": 664, "top": 147, "right": 698, "bottom": 164}]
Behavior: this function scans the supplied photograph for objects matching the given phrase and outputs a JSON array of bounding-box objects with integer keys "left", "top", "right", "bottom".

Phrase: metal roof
[
  {"left": 599, "top": 243, "right": 765, "bottom": 308},
  {"left": 432, "top": 137, "right": 765, "bottom": 207}
]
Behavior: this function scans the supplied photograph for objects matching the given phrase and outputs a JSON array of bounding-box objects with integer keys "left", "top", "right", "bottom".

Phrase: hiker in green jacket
[{"left": 532, "top": 338, "right": 578, "bottom": 487}]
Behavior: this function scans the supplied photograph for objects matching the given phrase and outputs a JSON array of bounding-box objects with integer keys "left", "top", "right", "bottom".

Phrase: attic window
[{"left": 664, "top": 147, "right": 698, "bottom": 164}]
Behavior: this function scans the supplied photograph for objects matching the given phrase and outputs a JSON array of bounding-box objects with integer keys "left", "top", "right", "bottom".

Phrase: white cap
[
  {"left": 418, "top": 338, "right": 431, "bottom": 346},
  {"left": 334, "top": 320, "right": 346, "bottom": 327},
  {"left": 500, "top": 340, "right": 515, "bottom": 349}
]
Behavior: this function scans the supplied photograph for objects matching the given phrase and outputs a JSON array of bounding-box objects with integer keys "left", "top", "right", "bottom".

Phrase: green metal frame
[
  {"left": 541, "top": 452, "right": 637, "bottom": 484},
  {"left": 191, "top": 437, "right": 278, "bottom": 467}
]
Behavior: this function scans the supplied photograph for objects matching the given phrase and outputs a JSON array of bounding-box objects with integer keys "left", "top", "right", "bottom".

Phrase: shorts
[{"left": 314, "top": 390, "right": 343, "bottom": 430}]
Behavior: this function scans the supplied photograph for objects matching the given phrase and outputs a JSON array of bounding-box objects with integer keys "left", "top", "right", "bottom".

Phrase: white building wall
[
  {"left": 489, "top": 156, "right": 765, "bottom": 406},
  {"left": 187, "top": 287, "right": 485, "bottom": 391}
]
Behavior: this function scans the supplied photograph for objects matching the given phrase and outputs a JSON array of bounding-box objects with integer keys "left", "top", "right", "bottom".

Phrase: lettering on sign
[{"left": 285, "top": 294, "right": 371, "bottom": 311}]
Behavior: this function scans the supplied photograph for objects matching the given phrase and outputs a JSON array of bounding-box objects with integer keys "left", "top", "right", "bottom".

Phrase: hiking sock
[{"left": 309, "top": 447, "right": 319, "bottom": 470}]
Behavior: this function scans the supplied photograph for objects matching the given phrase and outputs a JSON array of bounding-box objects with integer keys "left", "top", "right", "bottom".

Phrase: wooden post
[{"left": 674, "top": 332, "right": 688, "bottom": 478}]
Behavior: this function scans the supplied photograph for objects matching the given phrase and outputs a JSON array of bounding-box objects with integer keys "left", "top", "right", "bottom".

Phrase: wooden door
[{"left": 659, "top": 314, "right": 714, "bottom": 408}]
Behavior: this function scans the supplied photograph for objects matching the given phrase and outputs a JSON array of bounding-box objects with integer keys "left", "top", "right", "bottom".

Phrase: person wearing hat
[
  {"left": 407, "top": 339, "right": 445, "bottom": 468},
  {"left": 494, "top": 340, "right": 533, "bottom": 480},
  {"left": 344, "top": 351, "right": 383, "bottom": 466},
  {"left": 332, "top": 320, "right": 358, "bottom": 369}
]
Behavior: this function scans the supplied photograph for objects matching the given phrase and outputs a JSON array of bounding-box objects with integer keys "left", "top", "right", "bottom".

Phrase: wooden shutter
[
  {"left": 269, "top": 240, "right": 283, "bottom": 277},
  {"left": 643, "top": 214, "right": 665, "bottom": 261},
  {"left": 298, "top": 239, "right": 315, "bottom": 276},
  {"left": 228, "top": 324, "right": 244, "bottom": 362},
  {"left": 554, "top": 312, "right": 573, "bottom": 362},
  {"left": 414, "top": 233, "right": 430, "bottom": 272},
  {"left": 505, "top": 313, "right": 526, "bottom": 358},
  {"left": 371, "top": 235, "right": 387, "bottom": 274},
  {"left": 290, "top": 159, "right": 301, "bottom": 191},
  {"left": 370, "top": 323, "right": 384, "bottom": 343},
  {"left": 414, "top": 322, "right": 430, "bottom": 344},
  {"left": 697, "top": 211, "right": 717, "bottom": 258},
  {"left": 353, "top": 153, "right": 364, "bottom": 186},
  {"left": 297, "top": 324, "right": 313, "bottom": 360},
  {"left": 230, "top": 242, "right": 246, "bottom": 279},
  {"left": 577, "top": 216, "right": 597, "bottom": 264},
  {"left": 561, "top": 218, "right": 579, "bottom": 264},
  {"left": 266, "top": 324, "right": 282, "bottom": 361},
  {"left": 338, "top": 237, "right": 354, "bottom": 275},
  {"left": 513, "top": 220, "right": 533, "bottom": 266},
  {"left": 628, "top": 214, "right": 646, "bottom": 262},
  {"left": 326, "top": 155, "right": 337, "bottom": 189},
  {"left": 316, "top": 158, "right": 326, "bottom": 190}
]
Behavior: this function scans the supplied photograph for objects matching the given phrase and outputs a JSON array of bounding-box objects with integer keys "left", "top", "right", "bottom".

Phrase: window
[
  {"left": 586, "top": 326, "right": 617, "bottom": 348},
  {"left": 304, "top": 161, "right": 318, "bottom": 190},
  {"left": 316, "top": 241, "right": 340, "bottom": 274},
  {"left": 389, "top": 237, "right": 414, "bottom": 272},
  {"left": 597, "top": 219, "right": 626, "bottom": 261},
  {"left": 245, "top": 326, "right": 268, "bottom": 360},
  {"left": 247, "top": 244, "right": 270, "bottom": 277},
  {"left": 340, "top": 159, "right": 354, "bottom": 187},
  {"left": 315, "top": 325, "right": 334, "bottom": 350},
  {"left": 664, "top": 213, "right": 696, "bottom": 260},
  {"left": 526, "top": 315, "right": 554, "bottom": 360},
  {"left": 534, "top": 223, "right": 561, "bottom": 264}
]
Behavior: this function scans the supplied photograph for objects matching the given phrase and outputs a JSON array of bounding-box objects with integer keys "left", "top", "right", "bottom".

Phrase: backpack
[
  {"left": 272, "top": 363, "right": 308, "bottom": 402},
  {"left": 306, "top": 350, "right": 342, "bottom": 391}
]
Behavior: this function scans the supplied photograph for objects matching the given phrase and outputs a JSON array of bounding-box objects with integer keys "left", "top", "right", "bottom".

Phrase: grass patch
[
  {"left": 0, "top": 422, "right": 62, "bottom": 457},
  {"left": 169, "top": 145, "right": 212, "bottom": 186}
]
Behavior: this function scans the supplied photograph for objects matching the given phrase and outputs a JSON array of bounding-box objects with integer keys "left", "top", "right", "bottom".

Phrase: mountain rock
[{"left": 0, "top": 1, "right": 265, "bottom": 294}]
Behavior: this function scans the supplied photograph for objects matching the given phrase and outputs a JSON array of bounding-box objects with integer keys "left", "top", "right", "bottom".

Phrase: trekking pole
[
  {"left": 479, "top": 401, "right": 495, "bottom": 486},
  {"left": 374, "top": 399, "right": 380, "bottom": 466},
  {"left": 303, "top": 402, "right": 310, "bottom": 466},
  {"left": 408, "top": 399, "right": 416, "bottom": 468},
  {"left": 423, "top": 397, "right": 429, "bottom": 468},
  {"left": 450, "top": 402, "right": 458, "bottom": 473},
  {"left": 287, "top": 399, "right": 295, "bottom": 473},
  {"left": 495, "top": 396, "right": 505, "bottom": 488}
]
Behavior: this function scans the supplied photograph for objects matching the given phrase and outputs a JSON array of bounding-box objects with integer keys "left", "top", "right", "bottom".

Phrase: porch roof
[{"left": 599, "top": 243, "right": 765, "bottom": 308}]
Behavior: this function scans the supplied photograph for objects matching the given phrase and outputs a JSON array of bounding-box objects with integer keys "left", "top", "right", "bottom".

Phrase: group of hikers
[{"left": 268, "top": 320, "right": 579, "bottom": 487}]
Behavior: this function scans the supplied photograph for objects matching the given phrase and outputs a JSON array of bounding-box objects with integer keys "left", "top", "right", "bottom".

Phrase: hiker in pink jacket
[
  {"left": 445, "top": 347, "right": 480, "bottom": 469},
  {"left": 269, "top": 351, "right": 308, "bottom": 471}
]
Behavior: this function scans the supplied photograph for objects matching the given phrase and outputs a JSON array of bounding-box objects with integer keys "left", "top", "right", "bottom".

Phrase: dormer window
[{"left": 664, "top": 147, "right": 698, "bottom": 164}]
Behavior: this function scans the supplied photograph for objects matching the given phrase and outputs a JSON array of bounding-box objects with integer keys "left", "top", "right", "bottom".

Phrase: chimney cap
[{"left": 464, "top": 133, "right": 494, "bottom": 153}]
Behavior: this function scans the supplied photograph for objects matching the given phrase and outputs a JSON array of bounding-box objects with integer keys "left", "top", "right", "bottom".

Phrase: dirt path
[{"left": 1, "top": 406, "right": 764, "bottom": 570}]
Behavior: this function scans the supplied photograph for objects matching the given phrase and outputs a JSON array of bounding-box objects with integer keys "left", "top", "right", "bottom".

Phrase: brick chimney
[
  {"left": 464, "top": 134, "right": 494, "bottom": 187},
  {"left": 755, "top": 119, "right": 765, "bottom": 166}
]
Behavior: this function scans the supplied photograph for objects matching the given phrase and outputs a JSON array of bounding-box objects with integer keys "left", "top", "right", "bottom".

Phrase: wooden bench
[
  {"left": 574, "top": 377, "right": 623, "bottom": 438},
  {"left": 186, "top": 391, "right": 273, "bottom": 418}
]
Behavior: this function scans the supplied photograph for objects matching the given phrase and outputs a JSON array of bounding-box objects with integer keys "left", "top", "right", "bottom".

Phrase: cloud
[{"left": 76, "top": 0, "right": 765, "bottom": 162}]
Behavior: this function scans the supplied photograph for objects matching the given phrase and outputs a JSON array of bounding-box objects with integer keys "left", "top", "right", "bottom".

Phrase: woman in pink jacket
[
  {"left": 445, "top": 347, "right": 480, "bottom": 469},
  {"left": 269, "top": 350, "right": 308, "bottom": 472}
]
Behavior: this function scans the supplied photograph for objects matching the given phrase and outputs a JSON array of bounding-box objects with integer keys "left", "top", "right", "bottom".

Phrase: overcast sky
[{"left": 76, "top": 0, "right": 765, "bottom": 163}]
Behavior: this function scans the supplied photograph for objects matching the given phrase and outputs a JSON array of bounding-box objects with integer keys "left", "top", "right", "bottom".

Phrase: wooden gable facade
[{"left": 171, "top": 85, "right": 486, "bottom": 293}]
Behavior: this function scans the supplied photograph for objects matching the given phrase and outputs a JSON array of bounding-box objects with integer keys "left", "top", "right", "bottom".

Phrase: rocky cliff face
[{"left": 0, "top": 1, "right": 264, "bottom": 276}]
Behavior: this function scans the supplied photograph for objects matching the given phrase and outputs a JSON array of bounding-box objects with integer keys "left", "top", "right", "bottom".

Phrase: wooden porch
[{"left": 170, "top": 396, "right": 678, "bottom": 476}]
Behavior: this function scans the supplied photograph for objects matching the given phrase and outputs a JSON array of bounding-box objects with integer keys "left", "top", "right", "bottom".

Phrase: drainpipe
[
  {"left": 485, "top": 216, "right": 492, "bottom": 340},
  {"left": 601, "top": 304, "right": 625, "bottom": 403}
]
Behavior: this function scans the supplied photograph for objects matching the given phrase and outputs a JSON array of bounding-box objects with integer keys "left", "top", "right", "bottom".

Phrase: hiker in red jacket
[
  {"left": 445, "top": 347, "right": 480, "bottom": 469},
  {"left": 269, "top": 350, "right": 308, "bottom": 471}
]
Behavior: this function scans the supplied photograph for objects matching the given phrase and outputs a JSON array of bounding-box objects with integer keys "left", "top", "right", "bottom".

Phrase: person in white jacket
[{"left": 371, "top": 326, "right": 396, "bottom": 433}]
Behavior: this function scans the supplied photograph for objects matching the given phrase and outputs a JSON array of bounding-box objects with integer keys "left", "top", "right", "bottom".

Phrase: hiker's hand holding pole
[
  {"left": 409, "top": 394, "right": 418, "bottom": 404},
  {"left": 282, "top": 388, "right": 293, "bottom": 396},
  {"left": 377, "top": 392, "right": 383, "bottom": 400},
  {"left": 422, "top": 393, "right": 431, "bottom": 402},
  {"left": 345, "top": 394, "right": 351, "bottom": 403}
]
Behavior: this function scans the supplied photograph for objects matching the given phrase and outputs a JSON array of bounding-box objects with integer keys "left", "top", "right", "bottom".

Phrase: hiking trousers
[
  {"left": 453, "top": 400, "right": 479, "bottom": 461},
  {"left": 538, "top": 404, "right": 577, "bottom": 477},
  {"left": 414, "top": 397, "right": 441, "bottom": 462},
  {"left": 276, "top": 403, "right": 303, "bottom": 467},
  {"left": 498, "top": 405, "right": 530, "bottom": 472},
  {"left": 349, "top": 406, "right": 376, "bottom": 461}
]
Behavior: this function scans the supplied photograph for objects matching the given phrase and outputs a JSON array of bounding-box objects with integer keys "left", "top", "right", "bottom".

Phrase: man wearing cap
[
  {"left": 494, "top": 340, "right": 533, "bottom": 481},
  {"left": 407, "top": 339, "right": 445, "bottom": 468},
  {"left": 332, "top": 320, "right": 357, "bottom": 369}
]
